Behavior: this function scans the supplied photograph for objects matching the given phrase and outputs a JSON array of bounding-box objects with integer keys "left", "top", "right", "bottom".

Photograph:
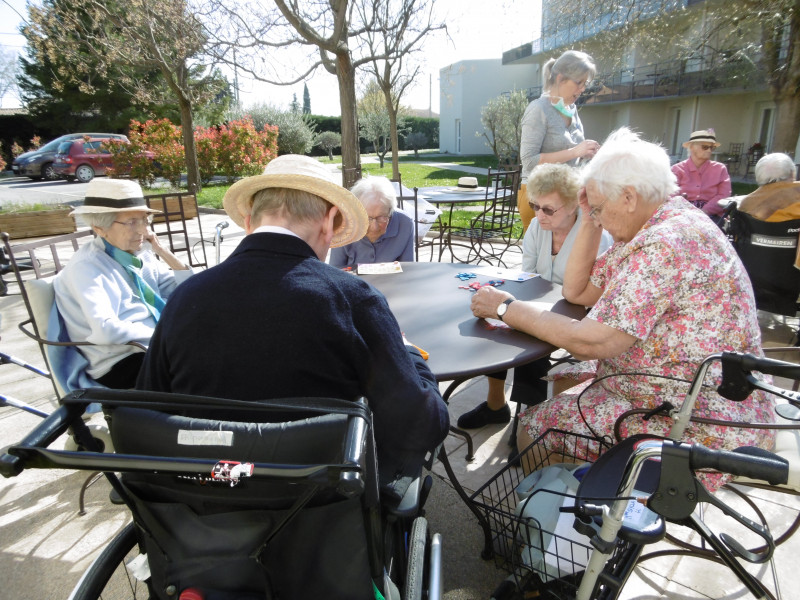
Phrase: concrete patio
[{"left": 1, "top": 208, "right": 799, "bottom": 600}]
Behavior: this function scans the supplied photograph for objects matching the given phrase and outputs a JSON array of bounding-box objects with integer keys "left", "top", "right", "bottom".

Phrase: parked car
[
  {"left": 52, "top": 138, "right": 155, "bottom": 183},
  {"left": 11, "top": 133, "right": 129, "bottom": 181}
]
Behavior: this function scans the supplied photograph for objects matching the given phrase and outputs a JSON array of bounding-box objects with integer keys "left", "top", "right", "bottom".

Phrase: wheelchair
[{"left": 0, "top": 389, "right": 442, "bottom": 600}]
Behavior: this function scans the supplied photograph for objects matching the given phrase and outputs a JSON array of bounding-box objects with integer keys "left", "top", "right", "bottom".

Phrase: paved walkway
[{"left": 1, "top": 211, "right": 797, "bottom": 599}]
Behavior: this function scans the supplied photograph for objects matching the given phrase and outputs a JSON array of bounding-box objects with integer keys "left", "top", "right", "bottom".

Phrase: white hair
[
  {"left": 350, "top": 176, "right": 397, "bottom": 214},
  {"left": 581, "top": 127, "right": 678, "bottom": 205},
  {"left": 755, "top": 153, "right": 796, "bottom": 186},
  {"left": 80, "top": 212, "right": 117, "bottom": 229}
]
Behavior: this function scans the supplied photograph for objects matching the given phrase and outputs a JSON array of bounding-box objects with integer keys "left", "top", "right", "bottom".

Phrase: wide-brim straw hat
[
  {"left": 223, "top": 155, "right": 368, "bottom": 248},
  {"left": 682, "top": 129, "right": 721, "bottom": 148},
  {"left": 70, "top": 179, "right": 160, "bottom": 215}
]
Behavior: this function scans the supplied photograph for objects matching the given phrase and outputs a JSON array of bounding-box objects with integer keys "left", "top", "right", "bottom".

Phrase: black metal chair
[
  {"left": 745, "top": 148, "right": 765, "bottom": 179},
  {"left": 342, "top": 165, "right": 363, "bottom": 189},
  {"left": 449, "top": 166, "right": 522, "bottom": 267},
  {"left": 145, "top": 189, "right": 209, "bottom": 269},
  {"left": 725, "top": 142, "right": 744, "bottom": 175}
]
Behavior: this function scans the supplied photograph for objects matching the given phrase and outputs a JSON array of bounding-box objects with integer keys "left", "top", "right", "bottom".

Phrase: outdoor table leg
[{"left": 437, "top": 445, "right": 495, "bottom": 560}]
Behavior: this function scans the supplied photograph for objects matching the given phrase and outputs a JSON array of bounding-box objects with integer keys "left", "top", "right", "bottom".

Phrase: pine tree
[{"left": 303, "top": 83, "right": 311, "bottom": 114}]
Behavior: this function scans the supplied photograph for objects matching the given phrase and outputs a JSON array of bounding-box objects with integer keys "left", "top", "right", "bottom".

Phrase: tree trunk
[
  {"left": 336, "top": 52, "right": 361, "bottom": 184},
  {"left": 177, "top": 95, "right": 202, "bottom": 194},
  {"left": 772, "top": 93, "right": 800, "bottom": 155},
  {"left": 383, "top": 87, "right": 401, "bottom": 180}
]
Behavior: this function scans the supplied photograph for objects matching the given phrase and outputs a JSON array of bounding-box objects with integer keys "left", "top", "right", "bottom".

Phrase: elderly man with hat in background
[
  {"left": 739, "top": 152, "right": 800, "bottom": 222},
  {"left": 136, "top": 154, "right": 449, "bottom": 474},
  {"left": 53, "top": 179, "right": 192, "bottom": 389},
  {"left": 671, "top": 128, "right": 732, "bottom": 223}
]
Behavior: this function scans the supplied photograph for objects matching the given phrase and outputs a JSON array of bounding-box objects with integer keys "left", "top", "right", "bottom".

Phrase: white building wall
[{"left": 439, "top": 59, "right": 538, "bottom": 155}]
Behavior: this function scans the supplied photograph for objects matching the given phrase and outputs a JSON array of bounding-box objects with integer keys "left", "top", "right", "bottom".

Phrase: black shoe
[{"left": 456, "top": 402, "right": 511, "bottom": 429}]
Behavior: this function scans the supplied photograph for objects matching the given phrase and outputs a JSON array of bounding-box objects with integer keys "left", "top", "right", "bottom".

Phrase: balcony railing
[{"left": 517, "top": 52, "right": 766, "bottom": 105}]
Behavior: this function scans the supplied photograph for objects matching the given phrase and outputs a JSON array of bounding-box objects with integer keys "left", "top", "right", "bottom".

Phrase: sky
[{"left": 0, "top": 0, "right": 541, "bottom": 116}]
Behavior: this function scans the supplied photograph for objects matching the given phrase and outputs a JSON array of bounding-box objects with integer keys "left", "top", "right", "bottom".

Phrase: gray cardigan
[{"left": 520, "top": 95, "right": 586, "bottom": 180}]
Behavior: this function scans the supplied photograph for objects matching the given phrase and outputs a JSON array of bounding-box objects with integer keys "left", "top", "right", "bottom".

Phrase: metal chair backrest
[
  {"left": 1, "top": 230, "right": 95, "bottom": 399},
  {"left": 342, "top": 165, "right": 362, "bottom": 189},
  {"left": 144, "top": 191, "right": 208, "bottom": 269}
]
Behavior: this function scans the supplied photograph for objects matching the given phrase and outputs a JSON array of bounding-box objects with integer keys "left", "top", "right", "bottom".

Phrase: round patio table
[
  {"left": 361, "top": 261, "right": 587, "bottom": 530},
  {"left": 360, "top": 261, "right": 585, "bottom": 383}
]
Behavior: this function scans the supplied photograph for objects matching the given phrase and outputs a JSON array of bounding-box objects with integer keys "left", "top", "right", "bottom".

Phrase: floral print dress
[{"left": 519, "top": 197, "right": 776, "bottom": 489}]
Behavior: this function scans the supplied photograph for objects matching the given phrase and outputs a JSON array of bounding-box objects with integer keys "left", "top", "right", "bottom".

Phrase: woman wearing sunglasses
[
  {"left": 457, "top": 163, "right": 612, "bottom": 429},
  {"left": 671, "top": 128, "right": 731, "bottom": 224}
]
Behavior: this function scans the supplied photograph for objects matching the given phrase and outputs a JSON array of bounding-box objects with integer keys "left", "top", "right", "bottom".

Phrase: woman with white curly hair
[{"left": 471, "top": 127, "right": 774, "bottom": 489}]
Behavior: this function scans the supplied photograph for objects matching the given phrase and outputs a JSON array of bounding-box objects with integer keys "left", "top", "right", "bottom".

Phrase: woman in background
[
  {"left": 329, "top": 176, "right": 414, "bottom": 267},
  {"left": 517, "top": 50, "right": 601, "bottom": 230}
]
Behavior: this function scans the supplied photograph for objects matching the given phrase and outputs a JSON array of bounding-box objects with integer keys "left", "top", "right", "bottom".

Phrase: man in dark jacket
[{"left": 136, "top": 155, "right": 449, "bottom": 474}]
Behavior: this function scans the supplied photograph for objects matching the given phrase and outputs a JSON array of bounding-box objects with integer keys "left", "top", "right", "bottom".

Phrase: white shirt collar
[{"left": 251, "top": 225, "right": 300, "bottom": 239}]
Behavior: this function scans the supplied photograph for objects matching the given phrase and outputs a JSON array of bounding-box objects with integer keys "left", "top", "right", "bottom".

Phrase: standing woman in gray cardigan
[{"left": 518, "top": 50, "right": 601, "bottom": 230}]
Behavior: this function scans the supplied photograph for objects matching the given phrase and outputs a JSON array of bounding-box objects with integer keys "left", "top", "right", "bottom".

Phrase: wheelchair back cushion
[
  {"left": 110, "top": 407, "right": 374, "bottom": 599},
  {"left": 731, "top": 212, "right": 800, "bottom": 315}
]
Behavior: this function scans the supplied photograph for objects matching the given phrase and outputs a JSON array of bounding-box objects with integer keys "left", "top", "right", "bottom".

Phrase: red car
[{"left": 52, "top": 138, "right": 156, "bottom": 183}]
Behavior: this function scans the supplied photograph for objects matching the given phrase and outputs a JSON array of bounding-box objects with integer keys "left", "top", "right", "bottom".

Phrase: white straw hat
[
  {"left": 70, "top": 179, "right": 160, "bottom": 215},
  {"left": 682, "top": 129, "right": 721, "bottom": 149},
  {"left": 223, "top": 155, "right": 368, "bottom": 248}
]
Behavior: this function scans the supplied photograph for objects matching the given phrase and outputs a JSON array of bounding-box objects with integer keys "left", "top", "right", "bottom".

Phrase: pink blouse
[{"left": 671, "top": 158, "right": 731, "bottom": 216}]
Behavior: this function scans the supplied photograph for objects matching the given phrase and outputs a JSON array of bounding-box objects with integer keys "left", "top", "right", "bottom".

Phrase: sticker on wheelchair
[{"left": 211, "top": 460, "right": 254, "bottom": 486}]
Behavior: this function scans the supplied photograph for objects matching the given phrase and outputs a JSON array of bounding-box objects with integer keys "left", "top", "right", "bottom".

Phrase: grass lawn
[
  {"left": 189, "top": 154, "right": 757, "bottom": 238},
  {"left": 193, "top": 154, "right": 497, "bottom": 209}
]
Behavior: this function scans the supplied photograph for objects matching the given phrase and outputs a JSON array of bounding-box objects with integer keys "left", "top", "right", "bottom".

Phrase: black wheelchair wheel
[
  {"left": 403, "top": 517, "right": 427, "bottom": 600},
  {"left": 68, "top": 522, "right": 148, "bottom": 599}
]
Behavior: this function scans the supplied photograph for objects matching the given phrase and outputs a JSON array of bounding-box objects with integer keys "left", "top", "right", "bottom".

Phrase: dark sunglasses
[{"left": 529, "top": 202, "right": 563, "bottom": 217}]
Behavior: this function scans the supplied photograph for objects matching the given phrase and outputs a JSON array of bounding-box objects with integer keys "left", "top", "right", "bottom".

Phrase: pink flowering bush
[{"left": 108, "top": 118, "right": 279, "bottom": 188}]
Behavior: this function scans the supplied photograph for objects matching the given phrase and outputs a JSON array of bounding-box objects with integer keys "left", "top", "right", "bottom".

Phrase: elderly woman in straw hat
[
  {"left": 137, "top": 155, "right": 449, "bottom": 474},
  {"left": 471, "top": 128, "right": 773, "bottom": 490},
  {"left": 671, "top": 128, "right": 732, "bottom": 223},
  {"left": 53, "top": 179, "right": 191, "bottom": 389}
]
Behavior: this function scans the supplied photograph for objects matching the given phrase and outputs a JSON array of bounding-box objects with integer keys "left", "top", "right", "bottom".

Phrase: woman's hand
[
  {"left": 471, "top": 286, "right": 515, "bottom": 320},
  {"left": 144, "top": 227, "right": 162, "bottom": 250},
  {"left": 574, "top": 139, "right": 600, "bottom": 159},
  {"left": 145, "top": 226, "right": 188, "bottom": 270}
]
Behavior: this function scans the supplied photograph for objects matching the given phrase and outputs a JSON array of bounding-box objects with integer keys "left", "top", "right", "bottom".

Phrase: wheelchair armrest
[
  {"left": 382, "top": 473, "right": 433, "bottom": 519},
  {"left": 379, "top": 449, "right": 431, "bottom": 518}
]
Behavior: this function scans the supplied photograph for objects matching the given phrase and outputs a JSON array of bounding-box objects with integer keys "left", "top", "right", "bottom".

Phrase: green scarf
[{"left": 103, "top": 238, "right": 166, "bottom": 321}]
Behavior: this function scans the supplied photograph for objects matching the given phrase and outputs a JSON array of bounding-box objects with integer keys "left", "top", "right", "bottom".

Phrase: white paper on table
[
  {"left": 471, "top": 266, "right": 540, "bottom": 282},
  {"left": 357, "top": 262, "right": 403, "bottom": 275}
]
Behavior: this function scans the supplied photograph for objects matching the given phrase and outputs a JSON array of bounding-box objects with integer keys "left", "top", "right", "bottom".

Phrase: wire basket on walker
[{"left": 469, "top": 428, "right": 611, "bottom": 596}]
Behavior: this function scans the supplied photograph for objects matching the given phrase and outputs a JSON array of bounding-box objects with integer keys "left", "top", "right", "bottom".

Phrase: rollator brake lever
[
  {"left": 693, "top": 484, "right": 775, "bottom": 564},
  {"left": 649, "top": 441, "right": 776, "bottom": 564}
]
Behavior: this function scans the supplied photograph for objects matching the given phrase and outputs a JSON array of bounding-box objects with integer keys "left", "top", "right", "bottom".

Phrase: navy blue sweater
[{"left": 137, "top": 232, "right": 449, "bottom": 466}]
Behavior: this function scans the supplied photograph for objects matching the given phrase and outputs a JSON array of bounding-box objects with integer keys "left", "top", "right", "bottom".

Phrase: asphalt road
[{"left": 0, "top": 175, "right": 90, "bottom": 208}]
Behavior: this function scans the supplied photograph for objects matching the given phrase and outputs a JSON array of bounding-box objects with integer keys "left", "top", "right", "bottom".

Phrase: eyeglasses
[
  {"left": 113, "top": 215, "right": 153, "bottom": 229},
  {"left": 529, "top": 202, "right": 563, "bottom": 217},
  {"left": 368, "top": 215, "right": 391, "bottom": 225},
  {"left": 588, "top": 197, "right": 610, "bottom": 221},
  {"left": 698, "top": 144, "right": 714, "bottom": 151}
]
